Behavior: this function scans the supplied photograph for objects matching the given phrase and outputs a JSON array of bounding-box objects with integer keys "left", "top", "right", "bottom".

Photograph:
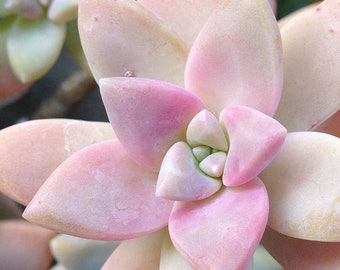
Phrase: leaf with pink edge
[
  {"left": 276, "top": 0, "right": 340, "bottom": 131},
  {"left": 100, "top": 77, "right": 205, "bottom": 172},
  {"left": 78, "top": 0, "right": 187, "bottom": 85},
  {"left": 168, "top": 178, "right": 269, "bottom": 270},
  {"left": 220, "top": 105, "right": 287, "bottom": 187},
  {"left": 260, "top": 132, "right": 340, "bottom": 241},
  {"left": 262, "top": 227, "right": 340, "bottom": 269},
  {"left": 185, "top": 0, "right": 283, "bottom": 116},
  {"left": 23, "top": 140, "right": 174, "bottom": 240},
  {"left": 0, "top": 119, "right": 114, "bottom": 206}
]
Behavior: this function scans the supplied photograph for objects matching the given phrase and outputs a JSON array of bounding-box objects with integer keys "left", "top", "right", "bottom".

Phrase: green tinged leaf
[{"left": 6, "top": 13, "right": 66, "bottom": 83}]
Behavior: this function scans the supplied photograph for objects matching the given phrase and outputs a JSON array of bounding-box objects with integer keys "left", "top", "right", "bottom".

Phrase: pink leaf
[
  {"left": 0, "top": 119, "right": 114, "bottom": 205},
  {"left": 185, "top": 0, "right": 283, "bottom": 116},
  {"left": 78, "top": 0, "right": 187, "bottom": 85},
  {"left": 23, "top": 140, "right": 173, "bottom": 240},
  {"left": 275, "top": 0, "right": 340, "bottom": 131},
  {"left": 136, "top": 0, "right": 225, "bottom": 48},
  {"left": 169, "top": 178, "right": 269, "bottom": 270},
  {"left": 0, "top": 219, "right": 55, "bottom": 270},
  {"left": 220, "top": 105, "right": 287, "bottom": 187},
  {"left": 100, "top": 77, "right": 205, "bottom": 172}
]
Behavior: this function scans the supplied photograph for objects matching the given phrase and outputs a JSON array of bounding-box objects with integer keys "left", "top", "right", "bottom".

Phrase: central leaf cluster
[{"left": 156, "top": 109, "right": 229, "bottom": 202}]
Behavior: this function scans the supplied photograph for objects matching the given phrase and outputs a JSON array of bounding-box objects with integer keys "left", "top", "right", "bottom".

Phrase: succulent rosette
[{"left": 0, "top": 0, "right": 339, "bottom": 269}]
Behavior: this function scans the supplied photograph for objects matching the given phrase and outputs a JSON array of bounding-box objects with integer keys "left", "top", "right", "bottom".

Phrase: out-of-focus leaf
[
  {"left": 7, "top": 14, "right": 66, "bottom": 83},
  {"left": 0, "top": 1, "right": 11, "bottom": 17},
  {"left": 4, "top": 0, "right": 43, "bottom": 18},
  {"left": 48, "top": 0, "right": 78, "bottom": 23},
  {"left": 65, "top": 19, "right": 90, "bottom": 73},
  {"left": 0, "top": 16, "right": 30, "bottom": 104}
]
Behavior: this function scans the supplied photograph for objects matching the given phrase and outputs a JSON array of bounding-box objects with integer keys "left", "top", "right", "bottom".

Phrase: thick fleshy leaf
[
  {"left": 168, "top": 178, "right": 269, "bottom": 270},
  {"left": 48, "top": 0, "right": 78, "bottom": 22},
  {"left": 0, "top": 219, "right": 55, "bottom": 270},
  {"left": 185, "top": 0, "right": 283, "bottom": 116},
  {"left": 136, "top": 0, "right": 225, "bottom": 48},
  {"left": 0, "top": 119, "right": 114, "bottom": 205},
  {"left": 275, "top": 0, "right": 340, "bottom": 131},
  {"left": 102, "top": 229, "right": 166, "bottom": 270},
  {"left": 199, "top": 151, "right": 227, "bottom": 178},
  {"left": 260, "top": 132, "right": 340, "bottom": 241},
  {"left": 186, "top": 109, "right": 228, "bottom": 151},
  {"left": 23, "top": 140, "right": 174, "bottom": 240},
  {"left": 78, "top": 0, "right": 187, "bottom": 85},
  {"left": 7, "top": 14, "right": 66, "bottom": 83},
  {"left": 262, "top": 227, "right": 340, "bottom": 269},
  {"left": 220, "top": 106, "right": 287, "bottom": 187},
  {"left": 156, "top": 142, "right": 222, "bottom": 201},
  {"left": 100, "top": 77, "right": 205, "bottom": 172},
  {"left": 50, "top": 234, "right": 119, "bottom": 270}
]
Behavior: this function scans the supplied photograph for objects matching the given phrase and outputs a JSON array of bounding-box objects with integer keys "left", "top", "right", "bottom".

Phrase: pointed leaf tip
[
  {"left": 185, "top": 0, "right": 283, "bottom": 116},
  {"left": 23, "top": 140, "right": 173, "bottom": 240},
  {"left": 100, "top": 77, "right": 205, "bottom": 172}
]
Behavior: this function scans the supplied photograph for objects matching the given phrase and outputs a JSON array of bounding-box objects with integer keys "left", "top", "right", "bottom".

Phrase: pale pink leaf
[
  {"left": 220, "top": 106, "right": 287, "bottom": 187},
  {"left": 169, "top": 178, "right": 269, "bottom": 270},
  {"left": 275, "top": 0, "right": 340, "bottom": 131},
  {"left": 100, "top": 77, "right": 205, "bottom": 172},
  {"left": 78, "top": 0, "right": 187, "bottom": 86},
  {"left": 185, "top": 0, "right": 283, "bottom": 116},
  {"left": 23, "top": 140, "right": 173, "bottom": 240},
  {"left": 0, "top": 119, "right": 114, "bottom": 205},
  {"left": 260, "top": 132, "right": 340, "bottom": 241},
  {"left": 0, "top": 219, "right": 55, "bottom": 270},
  {"left": 136, "top": 0, "right": 225, "bottom": 48}
]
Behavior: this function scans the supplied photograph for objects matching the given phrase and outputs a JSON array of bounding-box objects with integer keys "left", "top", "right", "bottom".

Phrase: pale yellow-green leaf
[{"left": 7, "top": 14, "right": 66, "bottom": 83}]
